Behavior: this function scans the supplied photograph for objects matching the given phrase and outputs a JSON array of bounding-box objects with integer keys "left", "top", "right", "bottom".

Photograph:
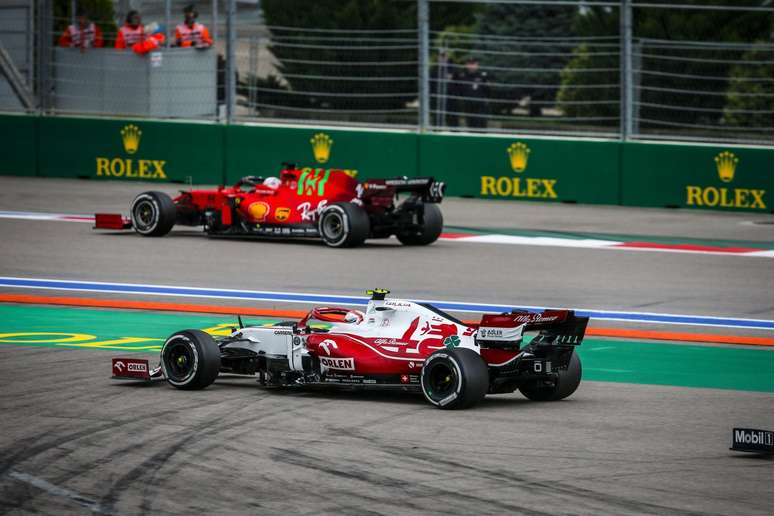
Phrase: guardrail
[{"left": 2, "top": 113, "right": 772, "bottom": 212}]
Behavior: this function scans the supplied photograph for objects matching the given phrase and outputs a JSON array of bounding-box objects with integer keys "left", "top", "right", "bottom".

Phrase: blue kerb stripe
[{"left": 1, "top": 277, "right": 773, "bottom": 331}]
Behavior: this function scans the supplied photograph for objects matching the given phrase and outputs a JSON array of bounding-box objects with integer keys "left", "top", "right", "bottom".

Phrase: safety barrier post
[
  {"left": 620, "top": 0, "right": 633, "bottom": 140},
  {"left": 164, "top": 0, "right": 171, "bottom": 48},
  {"left": 418, "top": 0, "right": 430, "bottom": 132},
  {"left": 225, "top": 0, "right": 236, "bottom": 124}
]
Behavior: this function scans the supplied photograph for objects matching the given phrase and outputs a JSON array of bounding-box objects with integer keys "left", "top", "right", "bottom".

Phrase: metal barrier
[
  {"left": 0, "top": 0, "right": 771, "bottom": 145},
  {"left": 53, "top": 47, "right": 217, "bottom": 118}
]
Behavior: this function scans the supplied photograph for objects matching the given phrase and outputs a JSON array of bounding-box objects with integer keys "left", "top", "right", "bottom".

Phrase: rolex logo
[
  {"left": 121, "top": 124, "right": 142, "bottom": 155},
  {"left": 715, "top": 151, "right": 738, "bottom": 183},
  {"left": 310, "top": 133, "right": 333, "bottom": 164},
  {"left": 507, "top": 142, "right": 530, "bottom": 173}
]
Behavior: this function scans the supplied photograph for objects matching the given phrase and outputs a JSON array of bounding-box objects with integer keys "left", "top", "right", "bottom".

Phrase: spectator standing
[
  {"left": 175, "top": 5, "right": 213, "bottom": 48},
  {"left": 59, "top": 7, "right": 104, "bottom": 50},
  {"left": 115, "top": 10, "right": 145, "bottom": 50},
  {"left": 448, "top": 57, "right": 489, "bottom": 129}
]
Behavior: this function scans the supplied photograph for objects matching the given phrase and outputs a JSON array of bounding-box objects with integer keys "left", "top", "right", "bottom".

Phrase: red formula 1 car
[
  {"left": 95, "top": 164, "right": 445, "bottom": 247},
  {"left": 112, "top": 290, "right": 589, "bottom": 409}
]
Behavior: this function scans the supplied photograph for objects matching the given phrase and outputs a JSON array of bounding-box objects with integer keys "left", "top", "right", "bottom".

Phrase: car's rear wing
[
  {"left": 477, "top": 310, "right": 589, "bottom": 347},
  {"left": 364, "top": 177, "right": 445, "bottom": 203}
]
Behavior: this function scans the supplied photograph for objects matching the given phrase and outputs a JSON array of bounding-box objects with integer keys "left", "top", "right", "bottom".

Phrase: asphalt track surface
[{"left": 1, "top": 176, "right": 773, "bottom": 515}]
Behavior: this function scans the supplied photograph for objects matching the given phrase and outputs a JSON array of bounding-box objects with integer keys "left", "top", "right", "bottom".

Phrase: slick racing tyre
[
  {"left": 161, "top": 330, "right": 220, "bottom": 390},
  {"left": 318, "top": 202, "right": 370, "bottom": 248},
  {"left": 421, "top": 348, "right": 489, "bottom": 409},
  {"left": 397, "top": 203, "right": 443, "bottom": 246},
  {"left": 519, "top": 351, "right": 582, "bottom": 401},
  {"left": 130, "top": 191, "right": 176, "bottom": 237}
]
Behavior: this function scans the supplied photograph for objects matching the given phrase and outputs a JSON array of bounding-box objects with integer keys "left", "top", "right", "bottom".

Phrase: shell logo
[{"left": 248, "top": 202, "right": 270, "bottom": 222}]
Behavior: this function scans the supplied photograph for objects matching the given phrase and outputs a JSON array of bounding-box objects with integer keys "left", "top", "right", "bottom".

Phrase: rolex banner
[
  {"left": 36, "top": 116, "right": 224, "bottom": 184},
  {"left": 419, "top": 133, "right": 620, "bottom": 204},
  {"left": 621, "top": 142, "right": 773, "bottom": 212}
]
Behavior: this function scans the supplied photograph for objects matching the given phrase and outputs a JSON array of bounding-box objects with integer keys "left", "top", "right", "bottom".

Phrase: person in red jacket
[
  {"left": 115, "top": 10, "right": 145, "bottom": 50},
  {"left": 175, "top": 5, "right": 213, "bottom": 48},
  {"left": 58, "top": 8, "right": 104, "bottom": 50}
]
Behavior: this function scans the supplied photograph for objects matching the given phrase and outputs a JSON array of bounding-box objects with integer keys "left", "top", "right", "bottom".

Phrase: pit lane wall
[{"left": 2, "top": 113, "right": 772, "bottom": 212}]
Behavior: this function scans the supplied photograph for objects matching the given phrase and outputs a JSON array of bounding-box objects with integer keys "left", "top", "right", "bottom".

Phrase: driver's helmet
[
  {"left": 344, "top": 311, "right": 361, "bottom": 323},
  {"left": 263, "top": 177, "right": 281, "bottom": 189}
]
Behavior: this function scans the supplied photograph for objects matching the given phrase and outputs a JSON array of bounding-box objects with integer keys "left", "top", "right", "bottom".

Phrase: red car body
[{"left": 96, "top": 164, "right": 445, "bottom": 247}]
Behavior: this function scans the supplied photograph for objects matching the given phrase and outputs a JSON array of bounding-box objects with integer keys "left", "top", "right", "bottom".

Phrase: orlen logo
[
  {"left": 128, "top": 362, "right": 148, "bottom": 373},
  {"left": 320, "top": 357, "right": 355, "bottom": 370}
]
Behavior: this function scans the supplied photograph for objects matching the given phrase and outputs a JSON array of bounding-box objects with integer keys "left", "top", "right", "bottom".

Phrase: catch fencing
[{"left": 0, "top": 0, "right": 771, "bottom": 144}]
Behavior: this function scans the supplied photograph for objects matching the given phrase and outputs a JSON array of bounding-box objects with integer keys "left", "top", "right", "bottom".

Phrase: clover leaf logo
[{"left": 444, "top": 335, "right": 461, "bottom": 349}]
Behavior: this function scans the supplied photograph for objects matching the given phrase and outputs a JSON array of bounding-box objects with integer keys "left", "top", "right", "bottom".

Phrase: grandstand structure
[{"left": 0, "top": 0, "right": 771, "bottom": 144}]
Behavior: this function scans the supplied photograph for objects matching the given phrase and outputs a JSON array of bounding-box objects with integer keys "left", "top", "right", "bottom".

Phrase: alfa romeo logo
[{"left": 443, "top": 335, "right": 461, "bottom": 349}]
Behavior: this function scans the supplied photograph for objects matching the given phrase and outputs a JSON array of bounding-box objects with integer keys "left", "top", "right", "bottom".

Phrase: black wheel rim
[
  {"left": 133, "top": 199, "right": 156, "bottom": 231},
  {"left": 322, "top": 212, "right": 345, "bottom": 242},
  {"left": 426, "top": 362, "right": 457, "bottom": 399},
  {"left": 163, "top": 340, "right": 195, "bottom": 382}
]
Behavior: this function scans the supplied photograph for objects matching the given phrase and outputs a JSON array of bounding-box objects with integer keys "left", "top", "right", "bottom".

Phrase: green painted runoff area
[{"left": 2, "top": 304, "right": 773, "bottom": 393}]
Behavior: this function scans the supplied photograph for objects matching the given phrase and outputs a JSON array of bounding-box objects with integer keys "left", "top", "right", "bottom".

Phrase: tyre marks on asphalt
[
  {"left": 317, "top": 425, "right": 710, "bottom": 516},
  {"left": 7, "top": 470, "right": 113, "bottom": 515}
]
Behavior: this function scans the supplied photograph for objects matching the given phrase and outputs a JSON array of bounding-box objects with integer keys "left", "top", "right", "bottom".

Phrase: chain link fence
[{"left": 0, "top": 0, "right": 771, "bottom": 144}]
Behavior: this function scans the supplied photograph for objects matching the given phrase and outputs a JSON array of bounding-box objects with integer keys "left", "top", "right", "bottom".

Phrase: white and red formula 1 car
[{"left": 112, "top": 290, "right": 588, "bottom": 409}]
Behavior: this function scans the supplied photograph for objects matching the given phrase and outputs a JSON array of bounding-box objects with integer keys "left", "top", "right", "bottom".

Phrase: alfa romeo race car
[
  {"left": 94, "top": 164, "right": 445, "bottom": 248},
  {"left": 112, "top": 290, "right": 589, "bottom": 409}
]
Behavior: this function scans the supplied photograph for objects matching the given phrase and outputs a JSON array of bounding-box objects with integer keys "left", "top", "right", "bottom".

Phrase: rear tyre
[
  {"left": 318, "top": 202, "right": 370, "bottom": 248},
  {"left": 519, "top": 351, "right": 582, "bottom": 401},
  {"left": 421, "top": 347, "right": 489, "bottom": 409},
  {"left": 161, "top": 330, "right": 220, "bottom": 390},
  {"left": 130, "top": 191, "right": 176, "bottom": 237},
  {"left": 397, "top": 203, "right": 443, "bottom": 246}
]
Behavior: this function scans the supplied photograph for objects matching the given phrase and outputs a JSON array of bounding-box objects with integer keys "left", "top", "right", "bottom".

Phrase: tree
[
  {"left": 557, "top": 7, "right": 619, "bottom": 124},
  {"left": 557, "top": 2, "right": 772, "bottom": 132},
  {"left": 633, "top": 1, "right": 771, "bottom": 130},
  {"left": 472, "top": 4, "right": 577, "bottom": 116},
  {"left": 260, "top": 0, "right": 478, "bottom": 118},
  {"left": 557, "top": 44, "right": 619, "bottom": 122},
  {"left": 723, "top": 44, "right": 774, "bottom": 129}
]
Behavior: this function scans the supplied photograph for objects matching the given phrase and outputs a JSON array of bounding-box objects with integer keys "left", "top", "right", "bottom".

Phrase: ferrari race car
[
  {"left": 95, "top": 164, "right": 445, "bottom": 248},
  {"left": 112, "top": 290, "right": 589, "bottom": 409}
]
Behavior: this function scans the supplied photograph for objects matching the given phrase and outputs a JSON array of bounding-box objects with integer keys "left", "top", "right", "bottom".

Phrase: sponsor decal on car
[
  {"left": 297, "top": 200, "right": 328, "bottom": 222},
  {"left": 443, "top": 335, "right": 461, "bottom": 349},
  {"left": 274, "top": 207, "right": 291, "bottom": 221},
  {"left": 248, "top": 202, "right": 270, "bottom": 222},
  {"left": 477, "top": 325, "right": 524, "bottom": 341},
  {"left": 112, "top": 358, "right": 150, "bottom": 379},
  {"left": 297, "top": 168, "right": 332, "bottom": 196},
  {"left": 320, "top": 357, "right": 355, "bottom": 370}
]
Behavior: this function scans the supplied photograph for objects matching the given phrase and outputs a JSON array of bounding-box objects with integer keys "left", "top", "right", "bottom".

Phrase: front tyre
[
  {"left": 161, "top": 330, "right": 220, "bottom": 390},
  {"left": 318, "top": 202, "right": 370, "bottom": 248},
  {"left": 519, "top": 351, "right": 582, "bottom": 401},
  {"left": 421, "top": 348, "right": 489, "bottom": 409},
  {"left": 397, "top": 203, "right": 443, "bottom": 246},
  {"left": 130, "top": 191, "right": 176, "bottom": 237}
]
